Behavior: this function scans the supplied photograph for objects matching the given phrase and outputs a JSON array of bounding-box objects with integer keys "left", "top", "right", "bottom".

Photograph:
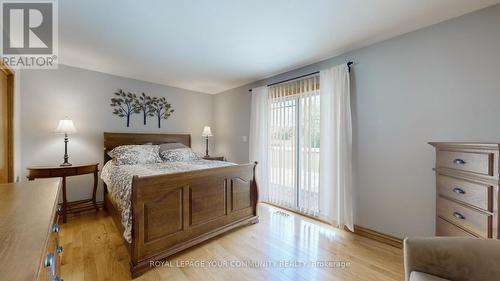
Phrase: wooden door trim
[{"left": 1, "top": 63, "right": 14, "bottom": 183}]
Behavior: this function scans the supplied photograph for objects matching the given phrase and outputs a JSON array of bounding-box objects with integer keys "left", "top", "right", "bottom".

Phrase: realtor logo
[{"left": 1, "top": 0, "right": 58, "bottom": 69}]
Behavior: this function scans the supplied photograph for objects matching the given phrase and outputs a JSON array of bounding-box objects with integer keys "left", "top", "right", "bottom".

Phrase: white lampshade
[
  {"left": 55, "top": 118, "right": 77, "bottom": 134},
  {"left": 202, "top": 126, "right": 213, "bottom": 137}
]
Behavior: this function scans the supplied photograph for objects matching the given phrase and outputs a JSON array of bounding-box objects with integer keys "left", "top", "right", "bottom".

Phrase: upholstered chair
[{"left": 404, "top": 237, "right": 500, "bottom": 281}]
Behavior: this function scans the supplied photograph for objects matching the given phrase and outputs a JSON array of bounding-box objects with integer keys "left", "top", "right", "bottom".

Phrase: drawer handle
[
  {"left": 453, "top": 158, "right": 466, "bottom": 165},
  {"left": 56, "top": 245, "right": 63, "bottom": 254},
  {"left": 52, "top": 224, "right": 60, "bottom": 233},
  {"left": 452, "top": 187, "right": 466, "bottom": 195},
  {"left": 52, "top": 277, "right": 63, "bottom": 281},
  {"left": 44, "top": 253, "right": 55, "bottom": 267},
  {"left": 453, "top": 212, "right": 466, "bottom": 220}
]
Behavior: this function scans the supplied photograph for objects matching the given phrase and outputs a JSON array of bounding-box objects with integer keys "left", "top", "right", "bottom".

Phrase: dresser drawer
[
  {"left": 436, "top": 150, "right": 493, "bottom": 176},
  {"left": 39, "top": 200, "right": 61, "bottom": 281},
  {"left": 437, "top": 175, "right": 492, "bottom": 211},
  {"left": 436, "top": 217, "right": 477, "bottom": 237},
  {"left": 39, "top": 222, "right": 61, "bottom": 281},
  {"left": 437, "top": 197, "right": 491, "bottom": 238}
]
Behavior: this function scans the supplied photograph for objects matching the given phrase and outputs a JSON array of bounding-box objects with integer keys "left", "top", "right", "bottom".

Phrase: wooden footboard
[{"left": 129, "top": 162, "right": 259, "bottom": 278}]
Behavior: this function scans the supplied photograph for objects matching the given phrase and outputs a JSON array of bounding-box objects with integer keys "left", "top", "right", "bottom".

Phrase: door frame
[{"left": 0, "top": 62, "right": 14, "bottom": 183}]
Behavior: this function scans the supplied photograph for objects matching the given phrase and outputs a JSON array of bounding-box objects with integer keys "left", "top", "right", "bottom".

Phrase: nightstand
[
  {"left": 203, "top": 156, "right": 225, "bottom": 161},
  {"left": 27, "top": 163, "right": 99, "bottom": 223}
]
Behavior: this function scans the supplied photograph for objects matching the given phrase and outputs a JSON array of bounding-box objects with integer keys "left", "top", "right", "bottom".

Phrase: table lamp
[
  {"left": 55, "top": 118, "right": 77, "bottom": 166},
  {"left": 202, "top": 126, "right": 213, "bottom": 157}
]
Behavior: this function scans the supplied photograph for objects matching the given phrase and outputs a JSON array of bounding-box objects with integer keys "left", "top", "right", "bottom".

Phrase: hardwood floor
[{"left": 59, "top": 203, "right": 403, "bottom": 281}]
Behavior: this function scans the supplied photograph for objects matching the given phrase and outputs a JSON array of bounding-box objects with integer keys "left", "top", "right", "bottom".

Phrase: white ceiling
[{"left": 59, "top": 0, "right": 500, "bottom": 94}]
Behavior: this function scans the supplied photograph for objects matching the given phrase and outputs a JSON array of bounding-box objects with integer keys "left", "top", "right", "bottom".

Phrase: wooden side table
[
  {"left": 27, "top": 163, "right": 99, "bottom": 223},
  {"left": 202, "top": 156, "right": 225, "bottom": 161}
]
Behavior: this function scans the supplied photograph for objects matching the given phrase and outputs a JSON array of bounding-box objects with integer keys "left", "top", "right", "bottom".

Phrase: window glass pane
[{"left": 267, "top": 76, "right": 320, "bottom": 216}]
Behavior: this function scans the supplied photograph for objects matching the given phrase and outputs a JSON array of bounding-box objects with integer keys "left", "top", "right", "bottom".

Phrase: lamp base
[
  {"left": 205, "top": 136, "right": 210, "bottom": 159},
  {"left": 60, "top": 134, "right": 72, "bottom": 167}
]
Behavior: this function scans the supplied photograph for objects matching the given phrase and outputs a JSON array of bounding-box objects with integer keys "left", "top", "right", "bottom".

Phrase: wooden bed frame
[{"left": 103, "top": 132, "right": 259, "bottom": 278}]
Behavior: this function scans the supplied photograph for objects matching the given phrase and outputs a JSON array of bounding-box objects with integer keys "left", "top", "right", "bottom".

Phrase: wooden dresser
[
  {"left": 0, "top": 178, "right": 62, "bottom": 280},
  {"left": 430, "top": 142, "right": 499, "bottom": 238}
]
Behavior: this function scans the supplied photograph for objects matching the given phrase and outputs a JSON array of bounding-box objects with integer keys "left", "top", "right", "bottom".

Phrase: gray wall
[
  {"left": 213, "top": 88, "right": 253, "bottom": 164},
  {"left": 20, "top": 65, "right": 213, "bottom": 202},
  {"left": 213, "top": 4, "right": 500, "bottom": 238}
]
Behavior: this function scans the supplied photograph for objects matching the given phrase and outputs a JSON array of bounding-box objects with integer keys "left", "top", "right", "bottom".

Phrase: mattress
[{"left": 101, "top": 159, "right": 235, "bottom": 242}]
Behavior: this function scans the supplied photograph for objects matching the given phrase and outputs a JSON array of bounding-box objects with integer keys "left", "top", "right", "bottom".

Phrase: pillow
[
  {"left": 159, "top": 142, "right": 188, "bottom": 154},
  {"left": 160, "top": 148, "right": 200, "bottom": 162},
  {"left": 108, "top": 145, "right": 161, "bottom": 165}
]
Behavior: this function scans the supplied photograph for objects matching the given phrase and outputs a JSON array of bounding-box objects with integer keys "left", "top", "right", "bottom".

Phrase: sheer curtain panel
[
  {"left": 319, "top": 63, "right": 353, "bottom": 231},
  {"left": 249, "top": 86, "right": 270, "bottom": 201}
]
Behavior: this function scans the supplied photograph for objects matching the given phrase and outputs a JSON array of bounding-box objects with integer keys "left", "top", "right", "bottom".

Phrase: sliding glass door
[
  {"left": 269, "top": 96, "right": 297, "bottom": 208},
  {"left": 268, "top": 76, "right": 320, "bottom": 216}
]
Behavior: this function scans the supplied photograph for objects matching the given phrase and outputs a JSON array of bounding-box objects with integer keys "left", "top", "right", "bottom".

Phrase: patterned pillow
[
  {"left": 108, "top": 145, "right": 161, "bottom": 165},
  {"left": 160, "top": 148, "right": 200, "bottom": 162},
  {"left": 159, "top": 142, "right": 188, "bottom": 154}
]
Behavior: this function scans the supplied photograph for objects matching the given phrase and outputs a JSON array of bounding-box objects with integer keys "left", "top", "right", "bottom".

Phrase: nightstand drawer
[
  {"left": 77, "top": 165, "right": 97, "bottom": 174},
  {"left": 27, "top": 169, "right": 51, "bottom": 178},
  {"left": 436, "top": 150, "right": 493, "bottom": 176},
  {"left": 437, "top": 175, "right": 492, "bottom": 211},
  {"left": 50, "top": 168, "right": 77, "bottom": 177},
  {"left": 437, "top": 197, "right": 491, "bottom": 238}
]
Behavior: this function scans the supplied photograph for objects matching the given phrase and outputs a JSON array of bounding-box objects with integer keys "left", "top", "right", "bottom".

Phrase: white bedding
[{"left": 101, "top": 160, "right": 235, "bottom": 242}]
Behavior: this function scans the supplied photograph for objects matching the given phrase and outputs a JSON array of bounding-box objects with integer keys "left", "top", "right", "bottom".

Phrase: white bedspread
[{"left": 101, "top": 160, "right": 235, "bottom": 242}]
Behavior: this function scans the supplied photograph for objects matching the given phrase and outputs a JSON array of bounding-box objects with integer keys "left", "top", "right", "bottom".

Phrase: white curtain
[
  {"left": 319, "top": 63, "right": 353, "bottom": 231},
  {"left": 249, "top": 86, "right": 269, "bottom": 201}
]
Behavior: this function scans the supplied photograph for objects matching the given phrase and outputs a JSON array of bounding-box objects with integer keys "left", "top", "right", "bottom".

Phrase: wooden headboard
[{"left": 103, "top": 132, "right": 191, "bottom": 164}]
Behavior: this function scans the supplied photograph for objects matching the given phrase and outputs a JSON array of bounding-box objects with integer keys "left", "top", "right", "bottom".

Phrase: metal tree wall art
[
  {"left": 149, "top": 97, "right": 174, "bottom": 128},
  {"left": 110, "top": 89, "right": 175, "bottom": 128},
  {"left": 133, "top": 93, "right": 154, "bottom": 125},
  {"left": 110, "top": 89, "right": 138, "bottom": 127}
]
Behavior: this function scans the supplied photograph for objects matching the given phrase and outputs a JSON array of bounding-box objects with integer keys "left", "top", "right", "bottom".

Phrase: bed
[{"left": 102, "top": 132, "right": 259, "bottom": 278}]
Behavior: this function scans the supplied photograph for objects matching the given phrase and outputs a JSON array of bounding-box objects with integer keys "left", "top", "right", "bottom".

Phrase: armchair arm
[{"left": 404, "top": 237, "right": 500, "bottom": 281}]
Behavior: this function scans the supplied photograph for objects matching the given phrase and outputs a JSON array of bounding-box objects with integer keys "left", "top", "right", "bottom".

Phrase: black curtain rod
[
  {"left": 248, "top": 61, "right": 353, "bottom": 92},
  {"left": 267, "top": 71, "right": 319, "bottom": 87}
]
